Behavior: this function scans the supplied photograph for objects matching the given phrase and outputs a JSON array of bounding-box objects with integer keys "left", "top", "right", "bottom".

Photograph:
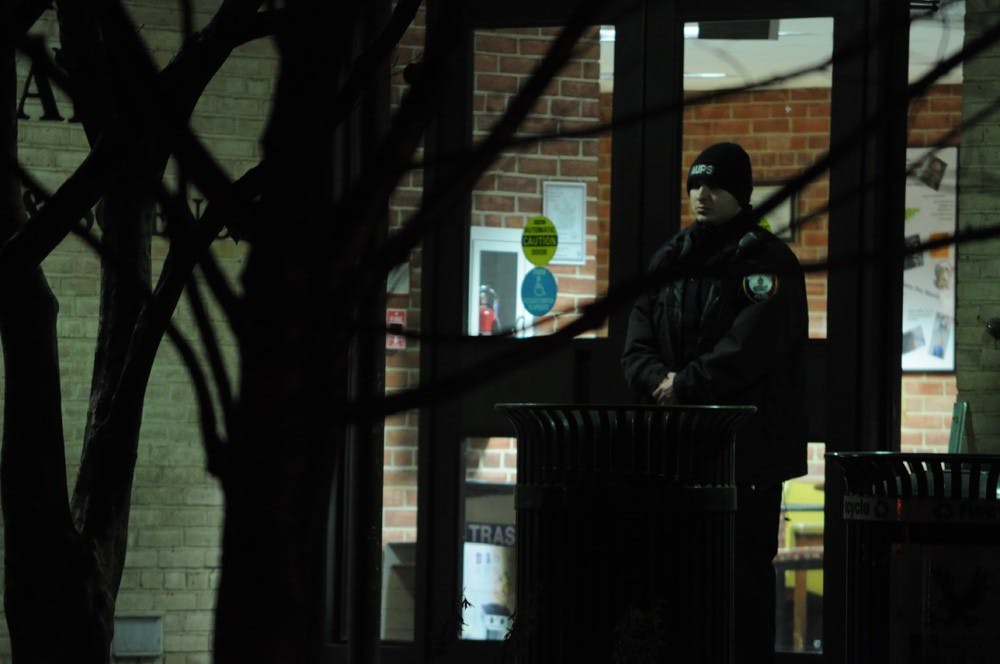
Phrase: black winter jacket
[{"left": 621, "top": 210, "right": 809, "bottom": 484}]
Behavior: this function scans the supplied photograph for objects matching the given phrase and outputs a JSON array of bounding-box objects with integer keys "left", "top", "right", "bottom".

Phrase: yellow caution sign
[{"left": 521, "top": 215, "right": 559, "bottom": 267}]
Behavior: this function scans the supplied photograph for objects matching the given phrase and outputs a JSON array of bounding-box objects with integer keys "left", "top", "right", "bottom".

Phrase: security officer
[{"left": 621, "top": 142, "right": 808, "bottom": 663}]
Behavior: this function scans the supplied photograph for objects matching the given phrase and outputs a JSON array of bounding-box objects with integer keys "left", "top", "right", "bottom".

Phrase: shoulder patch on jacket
[
  {"left": 742, "top": 274, "right": 779, "bottom": 302},
  {"left": 736, "top": 230, "right": 764, "bottom": 258}
]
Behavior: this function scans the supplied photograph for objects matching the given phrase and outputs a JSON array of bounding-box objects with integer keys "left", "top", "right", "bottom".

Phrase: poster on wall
[
  {"left": 901, "top": 146, "right": 957, "bottom": 372},
  {"left": 460, "top": 542, "right": 515, "bottom": 641},
  {"left": 542, "top": 181, "right": 586, "bottom": 265}
]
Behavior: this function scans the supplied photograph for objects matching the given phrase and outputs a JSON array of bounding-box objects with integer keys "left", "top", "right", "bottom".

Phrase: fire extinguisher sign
[{"left": 386, "top": 308, "right": 407, "bottom": 350}]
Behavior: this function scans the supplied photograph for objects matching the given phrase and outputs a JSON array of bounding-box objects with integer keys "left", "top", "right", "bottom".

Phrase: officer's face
[{"left": 689, "top": 183, "right": 742, "bottom": 225}]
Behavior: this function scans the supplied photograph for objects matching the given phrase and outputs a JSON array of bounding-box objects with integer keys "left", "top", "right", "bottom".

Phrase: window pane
[
  {"left": 460, "top": 437, "right": 517, "bottom": 641},
  {"left": 777, "top": 471, "right": 826, "bottom": 653},
  {"left": 682, "top": 18, "right": 832, "bottom": 341},
  {"left": 468, "top": 26, "right": 610, "bottom": 339},
  {"left": 899, "top": 1, "right": 964, "bottom": 454},
  {"left": 380, "top": 409, "right": 418, "bottom": 641},
  {"left": 380, "top": 5, "right": 426, "bottom": 640},
  {"left": 682, "top": 16, "right": 833, "bottom": 654}
]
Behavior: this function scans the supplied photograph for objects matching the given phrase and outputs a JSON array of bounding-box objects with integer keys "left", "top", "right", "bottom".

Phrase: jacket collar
[{"left": 680, "top": 207, "right": 757, "bottom": 259}]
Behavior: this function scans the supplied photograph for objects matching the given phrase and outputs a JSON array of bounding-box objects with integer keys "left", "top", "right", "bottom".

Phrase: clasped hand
[{"left": 652, "top": 372, "right": 677, "bottom": 405}]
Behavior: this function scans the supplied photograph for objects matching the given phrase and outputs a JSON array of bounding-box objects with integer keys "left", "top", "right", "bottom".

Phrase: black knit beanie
[{"left": 686, "top": 142, "right": 753, "bottom": 207}]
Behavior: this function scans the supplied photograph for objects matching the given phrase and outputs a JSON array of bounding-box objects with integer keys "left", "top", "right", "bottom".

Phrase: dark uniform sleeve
[
  {"left": 672, "top": 257, "right": 807, "bottom": 404},
  {"left": 621, "top": 290, "right": 672, "bottom": 400}
]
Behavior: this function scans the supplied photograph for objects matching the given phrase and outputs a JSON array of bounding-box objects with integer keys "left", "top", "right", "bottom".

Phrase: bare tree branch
[
  {"left": 0, "top": 121, "right": 124, "bottom": 291},
  {"left": 180, "top": 0, "right": 194, "bottom": 44},
  {"left": 0, "top": 0, "right": 266, "bottom": 283},
  {"left": 184, "top": 269, "right": 235, "bottom": 444},
  {"left": 1, "top": 7, "right": 73, "bottom": 530},
  {"left": 324, "top": 0, "right": 460, "bottom": 286},
  {"left": 64, "top": 220, "right": 227, "bottom": 474},
  {"left": 358, "top": 0, "right": 610, "bottom": 298},
  {"left": 4, "top": 0, "right": 51, "bottom": 42},
  {"left": 12, "top": 110, "right": 226, "bottom": 505}
]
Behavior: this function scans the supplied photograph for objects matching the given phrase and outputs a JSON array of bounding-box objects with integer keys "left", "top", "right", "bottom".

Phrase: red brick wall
[
  {"left": 383, "top": 12, "right": 426, "bottom": 544},
  {"left": 465, "top": 437, "right": 517, "bottom": 485},
  {"left": 471, "top": 27, "right": 603, "bottom": 336},
  {"left": 901, "top": 374, "right": 959, "bottom": 451},
  {"left": 907, "top": 84, "right": 963, "bottom": 147},
  {"left": 597, "top": 90, "right": 612, "bottom": 310}
]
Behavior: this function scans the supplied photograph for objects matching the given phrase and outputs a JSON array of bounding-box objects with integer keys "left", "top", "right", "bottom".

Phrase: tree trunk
[
  {"left": 0, "top": 264, "right": 116, "bottom": 662},
  {"left": 213, "top": 3, "right": 357, "bottom": 659},
  {"left": 214, "top": 233, "right": 349, "bottom": 662},
  {"left": 1, "top": 34, "right": 114, "bottom": 662}
]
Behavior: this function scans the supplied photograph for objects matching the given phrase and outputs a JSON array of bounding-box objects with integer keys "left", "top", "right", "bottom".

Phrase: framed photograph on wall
[{"left": 750, "top": 184, "right": 796, "bottom": 242}]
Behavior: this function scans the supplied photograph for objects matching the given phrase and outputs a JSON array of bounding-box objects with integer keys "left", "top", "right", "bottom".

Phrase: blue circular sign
[{"left": 521, "top": 267, "right": 558, "bottom": 316}]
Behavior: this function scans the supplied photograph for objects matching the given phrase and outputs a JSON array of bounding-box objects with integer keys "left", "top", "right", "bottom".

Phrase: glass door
[
  {"left": 456, "top": 18, "right": 619, "bottom": 645},
  {"left": 408, "top": 2, "right": 907, "bottom": 663},
  {"left": 675, "top": 5, "right": 836, "bottom": 659},
  {"left": 416, "top": 4, "right": 642, "bottom": 663},
  {"left": 671, "top": 3, "right": 915, "bottom": 662}
]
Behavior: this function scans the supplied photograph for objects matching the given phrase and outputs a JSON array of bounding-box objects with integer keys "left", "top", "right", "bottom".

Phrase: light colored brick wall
[
  {"left": 2, "top": 2, "right": 273, "bottom": 661},
  {"left": 956, "top": 0, "right": 1000, "bottom": 453}
]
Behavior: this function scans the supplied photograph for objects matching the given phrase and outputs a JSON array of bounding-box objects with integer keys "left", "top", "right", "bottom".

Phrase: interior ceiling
[{"left": 599, "top": 2, "right": 965, "bottom": 91}]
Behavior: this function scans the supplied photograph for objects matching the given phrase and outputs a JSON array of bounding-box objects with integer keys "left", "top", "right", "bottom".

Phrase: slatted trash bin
[
  {"left": 497, "top": 404, "right": 755, "bottom": 664},
  {"left": 828, "top": 452, "right": 1000, "bottom": 664}
]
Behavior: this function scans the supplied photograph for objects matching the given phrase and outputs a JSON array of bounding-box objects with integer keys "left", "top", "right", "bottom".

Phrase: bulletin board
[{"left": 901, "top": 146, "right": 957, "bottom": 372}]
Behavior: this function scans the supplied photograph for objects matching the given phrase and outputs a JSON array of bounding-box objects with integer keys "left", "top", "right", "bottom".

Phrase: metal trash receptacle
[
  {"left": 828, "top": 452, "right": 1000, "bottom": 664},
  {"left": 497, "top": 404, "right": 755, "bottom": 664}
]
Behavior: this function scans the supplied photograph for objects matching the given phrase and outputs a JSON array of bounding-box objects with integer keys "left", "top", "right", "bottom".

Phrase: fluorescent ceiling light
[
  {"left": 684, "top": 72, "right": 726, "bottom": 78},
  {"left": 599, "top": 23, "right": 700, "bottom": 42}
]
